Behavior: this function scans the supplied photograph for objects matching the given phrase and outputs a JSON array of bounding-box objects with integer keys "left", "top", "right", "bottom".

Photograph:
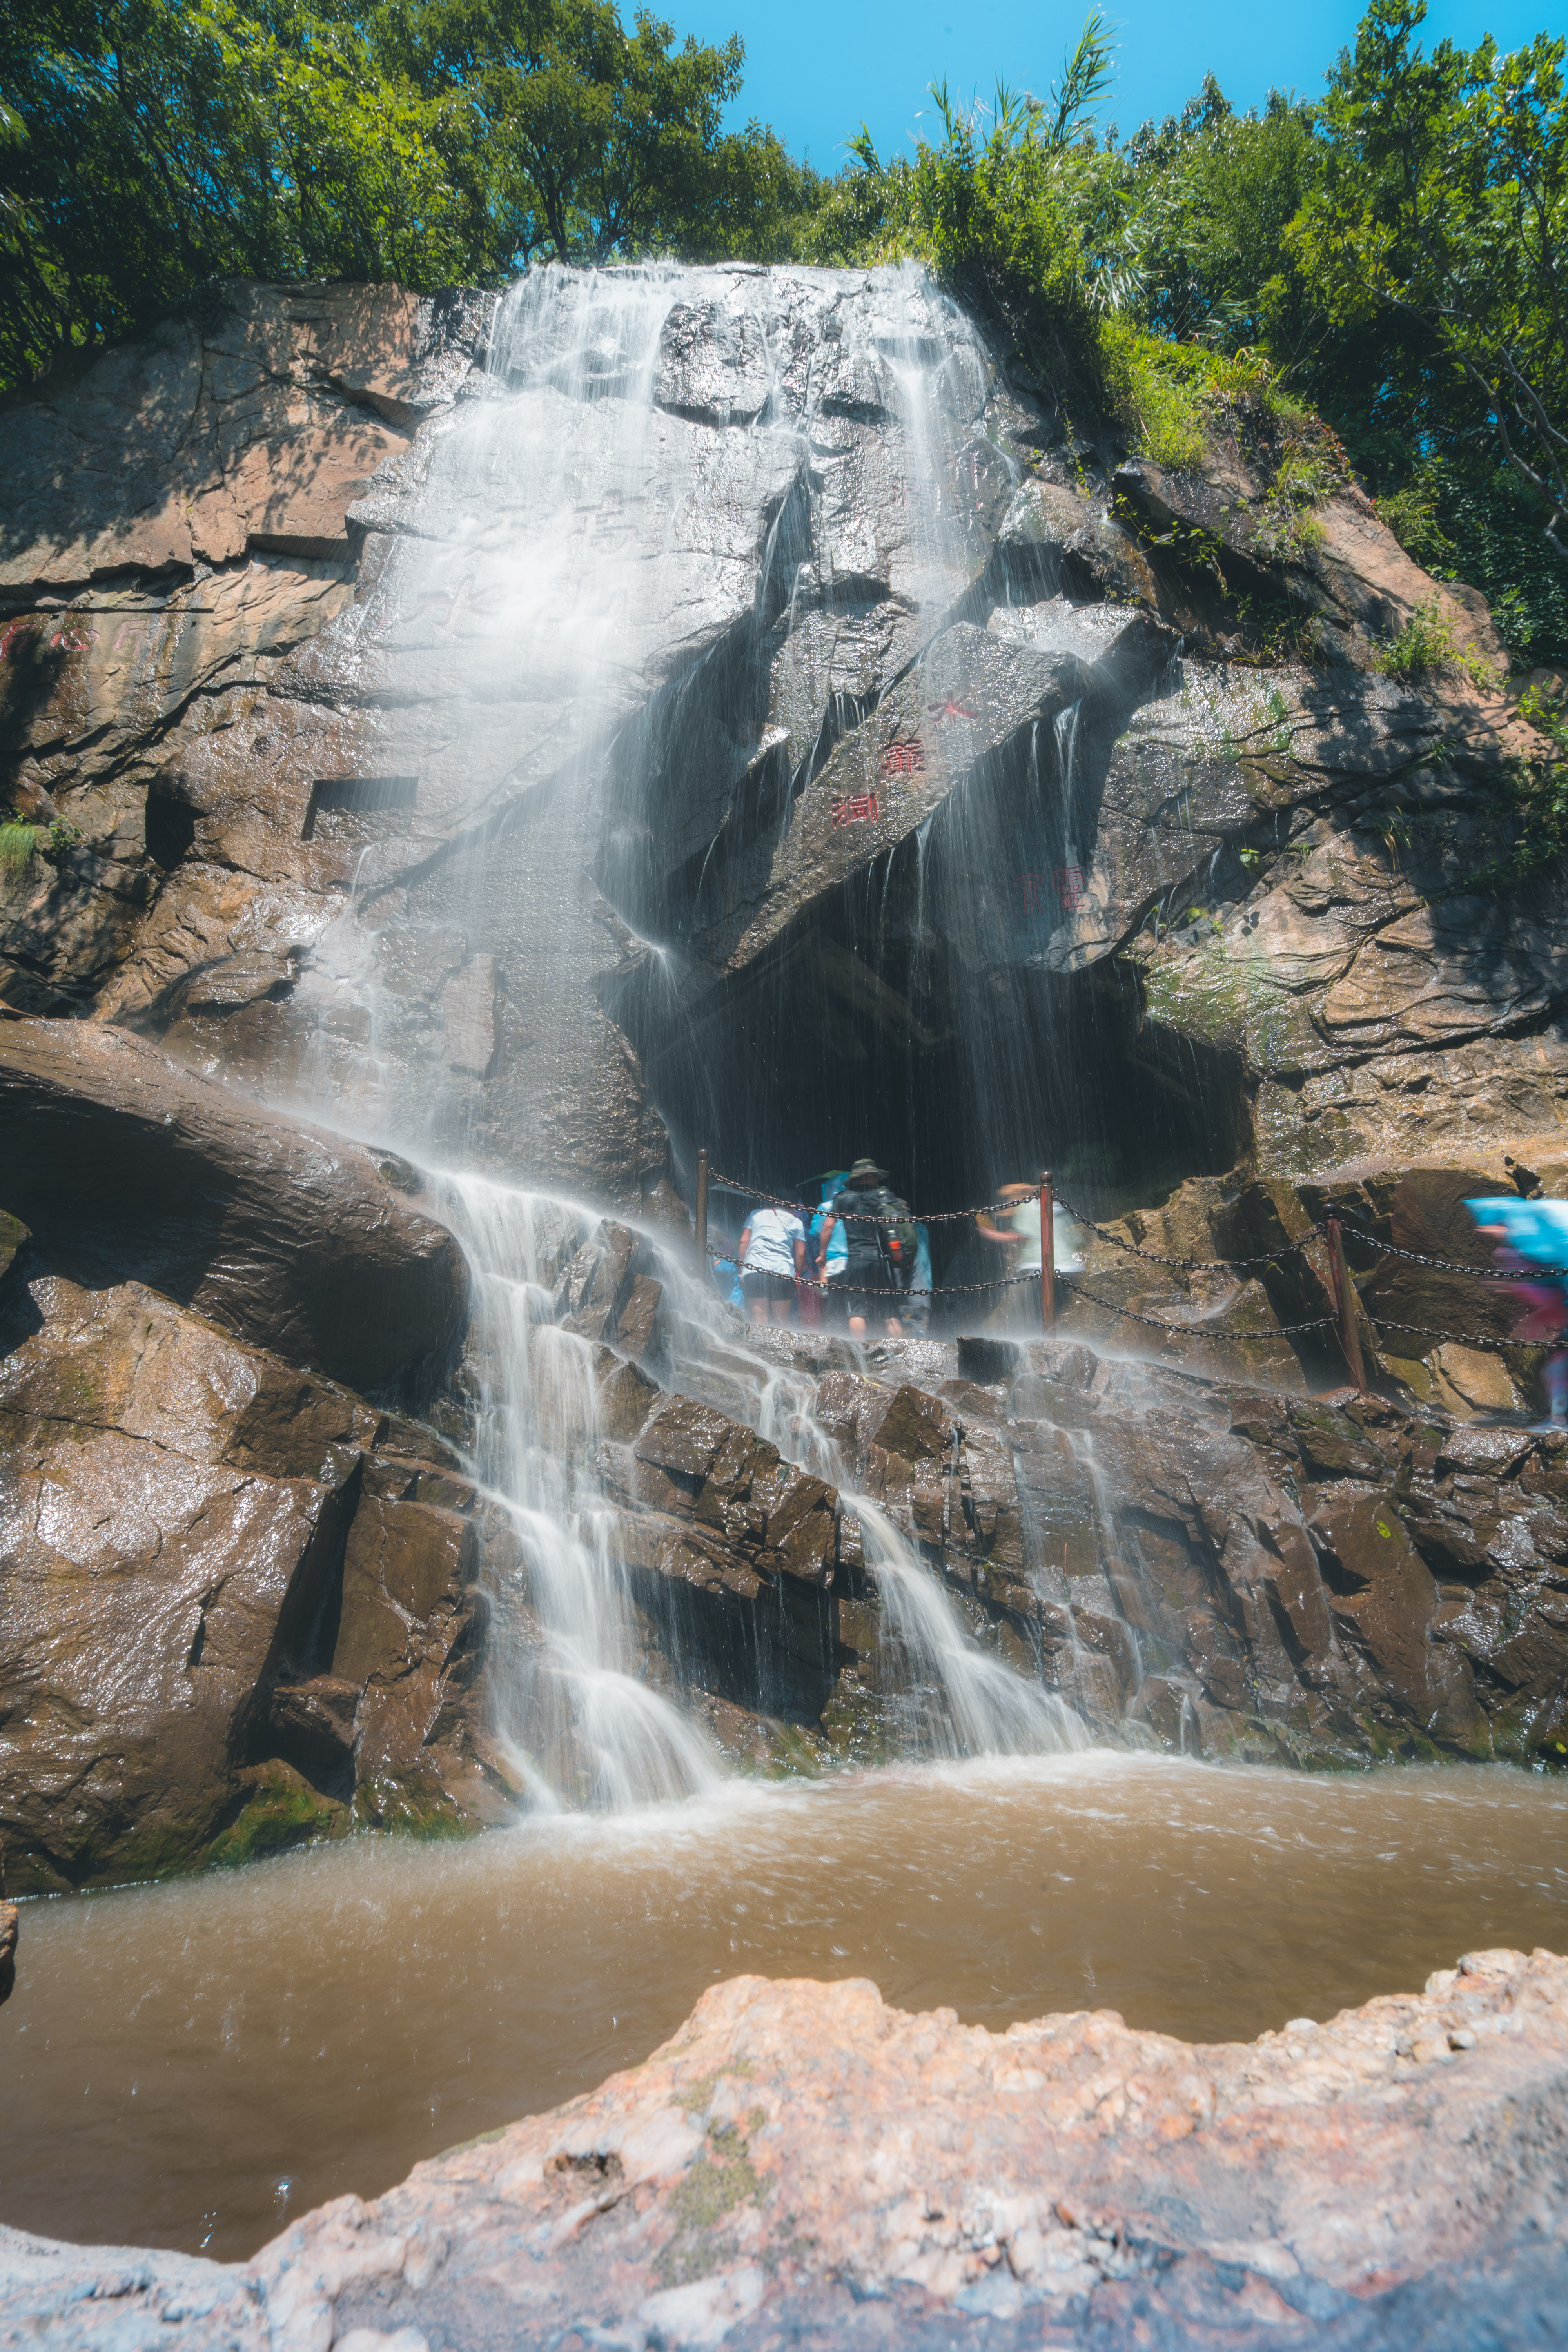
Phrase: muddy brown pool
[{"left": 4, "top": 1752, "right": 1566, "bottom": 2263}]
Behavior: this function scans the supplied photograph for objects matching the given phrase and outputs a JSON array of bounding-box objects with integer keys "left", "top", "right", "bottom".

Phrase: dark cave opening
[{"left": 616, "top": 895, "right": 1248, "bottom": 1279}]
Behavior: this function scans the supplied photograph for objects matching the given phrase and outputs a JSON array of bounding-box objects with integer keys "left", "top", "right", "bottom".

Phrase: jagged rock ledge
[{"left": 3, "top": 1947, "right": 1565, "bottom": 2350}]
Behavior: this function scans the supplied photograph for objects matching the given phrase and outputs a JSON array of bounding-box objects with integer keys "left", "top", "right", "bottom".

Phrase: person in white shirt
[
  {"left": 737, "top": 1203, "right": 806, "bottom": 1323},
  {"left": 975, "top": 1181, "right": 1084, "bottom": 1319}
]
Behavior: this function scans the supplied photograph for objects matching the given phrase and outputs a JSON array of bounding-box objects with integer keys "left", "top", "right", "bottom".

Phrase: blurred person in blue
[
  {"left": 807, "top": 1171, "right": 848, "bottom": 1301},
  {"left": 1466, "top": 1196, "right": 1568, "bottom": 1425},
  {"left": 903, "top": 1220, "right": 933, "bottom": 1335}
]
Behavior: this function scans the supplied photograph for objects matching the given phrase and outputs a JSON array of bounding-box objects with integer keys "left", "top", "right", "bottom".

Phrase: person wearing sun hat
[{"left": 819, "top": 1157, "right": 912, "bottom": 1338}]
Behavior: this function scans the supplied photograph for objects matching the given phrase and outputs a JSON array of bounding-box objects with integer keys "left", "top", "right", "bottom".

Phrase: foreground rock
[
  {"left": 2, "top": 1947, "right": 1564, "bottom": 2349},
  {"left": 0, "top": 1018, "right": 468, "bottom": 1394}
]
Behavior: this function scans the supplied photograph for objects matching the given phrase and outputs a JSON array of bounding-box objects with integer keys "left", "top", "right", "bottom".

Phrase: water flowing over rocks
[
  {"left": 7, "top": 1135, "right": 1568, "bottom": 1889},
  {"left": 3, "top": 261, "right": 1568, "bottom": 1856},
  {"left": 3, "top": 1945, "right": 1565, "bottom": 2349}
]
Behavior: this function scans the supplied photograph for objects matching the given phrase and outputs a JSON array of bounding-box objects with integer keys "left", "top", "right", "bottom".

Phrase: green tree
[
  {"left": 1289, "top": 0, "right": 1568, "bottom": 557},
  {"left": 376, "top": 0, "right": 809, "bottom": 267},
  {"left": 0, "top": 0, "right": 807, "bottom": 393},
  {"left": 1120, "top": 79, "right": 1319, "bottom": 361}
]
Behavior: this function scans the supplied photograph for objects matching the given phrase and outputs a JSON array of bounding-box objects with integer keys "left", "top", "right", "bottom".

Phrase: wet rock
[
  {"left": 0, "top": 1266, "right": 359, "bottom": 1889},
  {"left": 626, "top": 1396, "right": 838, "bottom": 1590},
  {"left": 269, "top": 1676, "right": 359, "bottom": 1782},
  {"left": 0, "top": 1261, "right": 497, "bottom": 1889},
  {"left": 0, "top": 1018, "right": 469, "bottom": 1395},
  {"left": 1308, "top": 1490, "right": 1485, "bottom": 1746},
  {"left": 0, "top": 1902, "right": 15, "bottom": 2004}
]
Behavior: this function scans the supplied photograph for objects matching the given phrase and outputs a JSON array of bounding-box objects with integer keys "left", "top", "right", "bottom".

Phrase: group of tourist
[{"left": 729, "top": 1159, "right": 1084, "bottom": 1337}]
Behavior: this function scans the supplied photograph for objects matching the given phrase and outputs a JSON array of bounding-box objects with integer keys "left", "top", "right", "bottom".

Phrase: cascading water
[
  {"left": 853, "top": 1500, "right": 1089, "bottom": 1759},
  {"left": 433, "top": 1171, "right": 720, "bottom": 1809},
  {"left": 290, "top": 262, "right": 1118, "bottom": 1805},
  {"left": 438, "top": 1165, "right": 1088, "bottom": 1792}
]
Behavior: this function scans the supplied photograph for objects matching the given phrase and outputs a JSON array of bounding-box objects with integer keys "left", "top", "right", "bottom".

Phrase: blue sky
[{"left": 665, "top": 0, "right": 1557, "bottom": 172}]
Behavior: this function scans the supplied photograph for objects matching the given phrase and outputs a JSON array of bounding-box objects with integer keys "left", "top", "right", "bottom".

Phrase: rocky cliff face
[
  {"left": 4, "top": 269, "right": 1568, "bottom": 1890},
  {"left": 9, "top": 1029, "right": 1566, "bottom": 1891},
  {"left": 3, "top": 270, "right": 1561, "bottom": 1224}
]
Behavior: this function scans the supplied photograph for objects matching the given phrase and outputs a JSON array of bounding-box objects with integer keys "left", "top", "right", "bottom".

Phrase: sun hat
[{"left": 848, "top": 1157, "right": 888, "bottom": 1181}]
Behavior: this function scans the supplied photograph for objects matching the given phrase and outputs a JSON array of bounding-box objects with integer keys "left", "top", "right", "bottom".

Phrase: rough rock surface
[
  {"left": 5, "top": 1160, "right": 1567, "bottom": 1893},
  {"left": 4, "top": 268, "right": 1565, "bottom": 1277},
  {"left": 0, "top": 1255, "right": 501, "bottom": 1892},
  {"left": 0, "top": 1018, "right": 469, "bottom": 1394},
  {"left": 2, "top": 1946, "right": 1564, "bottom": 2349}
]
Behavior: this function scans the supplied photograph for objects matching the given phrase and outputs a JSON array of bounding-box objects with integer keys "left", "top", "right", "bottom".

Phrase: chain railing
[
  {"left": 1338, "top": 1220, "right": 1568, "bottom": 1282},
  {"left": 696, "top": 1154, "right": 1565, "bottom": 1386}
]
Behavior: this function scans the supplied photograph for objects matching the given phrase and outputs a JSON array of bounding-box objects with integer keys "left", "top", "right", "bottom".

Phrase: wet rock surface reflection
[{"left": 4, "top": 1751, "right": 1565, "bottom": 2262}]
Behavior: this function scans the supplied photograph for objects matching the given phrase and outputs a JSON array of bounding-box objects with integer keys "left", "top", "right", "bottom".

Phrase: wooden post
[
  {"left": 1040, "top": 1169, "right": 1056, "bottom": 1332},
  {"left": 1326, "top": 1216, "right": 1369, "bottom": 1396},
  {"left": 695, "top": 1148, "right": 710, "bottom": 1280}
]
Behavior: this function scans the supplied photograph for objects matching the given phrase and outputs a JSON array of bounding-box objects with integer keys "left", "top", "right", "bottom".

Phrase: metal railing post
[
  {"left": 695, "top": 1148, "right": 709, "bottom": 1279},
  {"left": 1040, "top": 1169, "right": 1056, "bottom": 1332},
  {"left": 1326, "top": 1216, "right": 1369, "bottom": 1395}
]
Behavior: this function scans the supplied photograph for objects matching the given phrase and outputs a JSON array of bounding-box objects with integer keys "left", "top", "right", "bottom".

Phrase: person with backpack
[{"left": 818, "top": 1158, "right": 915, "bottom": 1338}]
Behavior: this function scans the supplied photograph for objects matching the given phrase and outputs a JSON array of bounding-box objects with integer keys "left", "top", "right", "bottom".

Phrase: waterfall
[
  {"left": 1054, "top": 699, "right": 1083, "bottom": 879},
  {"left": 286, "top": 262, "right": 1120, "bottom": 1806},
  {"left": 426, "top": 1162, "right": 1090, "bottom": 1795},
  {"left": 434, "top": 1172, "right": 720, "bottom": 1810},
  {"left": 855, "top": 1501, "right": 1091, "bottom": 1759}
]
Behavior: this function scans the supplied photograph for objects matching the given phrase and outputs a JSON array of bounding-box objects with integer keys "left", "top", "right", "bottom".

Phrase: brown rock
[
  {"left": 268, "top": 1675, "right": 359, "bottom": 1781},
  {"left": 1309, "top": 1489, "right": 1485, "bottom": 1746},
  {"left": 224, "top": 1946, "right": 1568, "bottom": 2348},
  {"left": 0, "top": 1269, "right": 356, "bottom": 1890},
  {"left": 0, "top": 1018, "right": 468, "bottom": 1394}
]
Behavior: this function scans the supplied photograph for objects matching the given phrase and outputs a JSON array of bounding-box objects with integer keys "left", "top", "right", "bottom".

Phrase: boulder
[
  {"left": 0, "top": 1261, "right": 496, "bottom": 1890},
  {"left": 14, "top": 1947, "right": 1564, "bottom": 2352},
  {"left": 0, "top": 1018, "right": 468, "bottom": 1395}
]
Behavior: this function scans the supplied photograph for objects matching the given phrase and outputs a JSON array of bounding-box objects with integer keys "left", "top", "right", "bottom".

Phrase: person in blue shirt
[{"left": 808, "top": 1171, "right": 848, "bottom": 1310}]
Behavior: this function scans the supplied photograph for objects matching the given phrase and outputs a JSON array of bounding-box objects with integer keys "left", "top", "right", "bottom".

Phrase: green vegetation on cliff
[{"left": 3, "top": 0, "right": 1564, "bottom": 661}]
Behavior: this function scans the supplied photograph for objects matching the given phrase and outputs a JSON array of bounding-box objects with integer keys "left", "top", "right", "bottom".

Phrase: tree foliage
[
  {"left": 0, "top": 0, "right": 813, "bottom": 388},
  {"left": 1290, "top": 0, "right": 1567, "bottom": 555},
  {"left": 3, "top": 0, "right": 1566, "bottom": 666}
]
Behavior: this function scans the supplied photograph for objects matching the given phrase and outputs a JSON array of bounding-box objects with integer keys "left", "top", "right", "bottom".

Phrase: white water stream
[
  {"left": 291, "top": 265, "right": 1101, "bottom": 1807},
  {"left": 430, "top": 1171, "right": 1087, "bottom": 1808}
]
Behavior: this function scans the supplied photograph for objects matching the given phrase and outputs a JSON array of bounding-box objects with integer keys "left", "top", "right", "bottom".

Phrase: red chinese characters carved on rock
[
  {"left": 832, "top": 792, "right": 880, "bottom": 827},
  {"left": 1017, "top": 867, "right": 1087, "bottom": 915},
  {"left": 879, "top": 740, "right": 925, "bottom": 777}
]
